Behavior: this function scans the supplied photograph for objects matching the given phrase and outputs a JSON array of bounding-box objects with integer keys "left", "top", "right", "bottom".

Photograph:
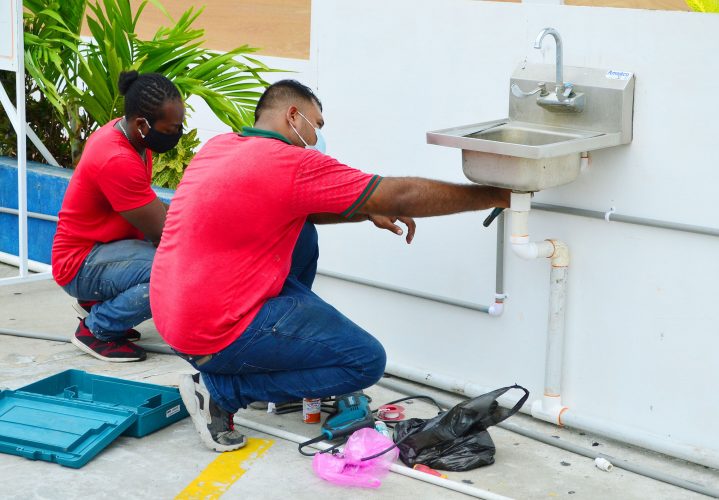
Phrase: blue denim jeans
[
  {"left": 62, "top": 239, "right": 155, "bottom": 341},
  {"left": 185, "top": 222, "right": 387, "bottom": 413}
]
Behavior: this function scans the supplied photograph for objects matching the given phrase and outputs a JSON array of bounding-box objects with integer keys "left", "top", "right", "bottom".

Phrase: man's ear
[{"left": 285, "top": 105, "right": 299, "bottom": 123}]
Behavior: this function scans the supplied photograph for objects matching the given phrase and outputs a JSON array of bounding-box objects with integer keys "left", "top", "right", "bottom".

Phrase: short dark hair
[
  {"left": 118, "top": 71, "right": 181, "bottom": 124},
  {"left": 254, "top": 79, "right": 322, "bottom": 121}
]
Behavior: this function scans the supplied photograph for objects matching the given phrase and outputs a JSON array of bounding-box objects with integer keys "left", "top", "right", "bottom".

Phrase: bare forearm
[
  {"left": 360, "top": 177, "right": 509, "bottom": 217},
  {"left": 309, "top": 213, "right": 369, "bottom": 224},
  {"left": 120, "top": 198, "right": 167, "bottom": 245}
]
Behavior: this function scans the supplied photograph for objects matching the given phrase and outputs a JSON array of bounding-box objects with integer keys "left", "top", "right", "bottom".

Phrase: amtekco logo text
[{"left": 606, "top": 70, "right": 632, "bottom": 80}]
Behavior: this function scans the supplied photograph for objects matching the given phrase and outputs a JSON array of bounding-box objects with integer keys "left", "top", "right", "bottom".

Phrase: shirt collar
[{"left": 240, "top": 126, "right": 292, "bottom": 145}]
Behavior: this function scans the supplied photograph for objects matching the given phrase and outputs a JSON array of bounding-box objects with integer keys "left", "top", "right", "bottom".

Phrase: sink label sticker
[{"left": 606, "top": 70, "right": 632, "bottom": 80}]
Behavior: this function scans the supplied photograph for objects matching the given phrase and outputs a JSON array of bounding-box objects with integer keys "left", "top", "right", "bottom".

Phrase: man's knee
[{"left": 361, "top": 337, "right": 387, "bottom": 386}]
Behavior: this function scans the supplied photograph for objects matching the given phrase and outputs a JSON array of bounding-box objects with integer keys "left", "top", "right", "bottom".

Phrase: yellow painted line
[{"left": 175, "top": 438, "right": 274, "bottom": 500}]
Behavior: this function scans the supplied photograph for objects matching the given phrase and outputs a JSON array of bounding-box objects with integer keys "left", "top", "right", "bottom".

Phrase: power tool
[{"left": 321, "top": 392, "right": 375, "bottom": 440}]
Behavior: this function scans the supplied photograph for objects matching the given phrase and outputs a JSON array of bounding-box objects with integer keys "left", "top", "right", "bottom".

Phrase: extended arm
[{"left": 359, "top": 177, "right": 510, "bottom": 217}]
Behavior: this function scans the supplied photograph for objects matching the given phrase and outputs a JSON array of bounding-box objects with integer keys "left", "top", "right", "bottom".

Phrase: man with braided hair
[{"left": 52, "top": 71, "right": 185, "bottom": 362}]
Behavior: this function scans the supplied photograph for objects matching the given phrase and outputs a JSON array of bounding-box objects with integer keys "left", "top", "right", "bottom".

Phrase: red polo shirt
[
  {"left": 150, "top": 128, "right": 381, "bottom": 355},
  {"left": 52, "top": 119, "right": 156, "bottom": 286}
]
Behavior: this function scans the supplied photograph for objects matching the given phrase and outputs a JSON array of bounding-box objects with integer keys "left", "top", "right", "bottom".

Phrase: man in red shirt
[
  {"left": 151, "top": 80, "right": 509, "bottom": 451},
  {"left": 52, "top": 71, "right": 184, "bottom": 362}
]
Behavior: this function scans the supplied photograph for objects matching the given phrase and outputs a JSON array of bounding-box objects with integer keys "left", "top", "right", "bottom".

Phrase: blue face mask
[{"left": 290, "top": 111, "right": 326, "bottom": 154}]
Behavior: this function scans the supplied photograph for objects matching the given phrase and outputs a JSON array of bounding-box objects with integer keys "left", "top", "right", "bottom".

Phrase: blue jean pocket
[{"left": 259, "top": 296, "right": 297, "bottom": 332}]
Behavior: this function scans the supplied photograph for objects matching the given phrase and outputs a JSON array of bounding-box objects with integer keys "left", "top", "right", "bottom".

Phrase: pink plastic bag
[{"left": 312, "top": 427, "right": 398, "bottom": 488}]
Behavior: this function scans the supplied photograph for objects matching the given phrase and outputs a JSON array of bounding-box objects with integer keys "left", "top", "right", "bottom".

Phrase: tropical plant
[
  {"left": 2, "top": 0, "right": 277, "bottom": 178},
  {"left": 151, "top": 128, "right": 201, "bottom": 189}
]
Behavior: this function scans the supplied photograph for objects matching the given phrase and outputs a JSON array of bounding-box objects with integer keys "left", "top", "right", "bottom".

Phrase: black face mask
[{"left": 140, "top": 120, "right": 182, "bottom": 153}]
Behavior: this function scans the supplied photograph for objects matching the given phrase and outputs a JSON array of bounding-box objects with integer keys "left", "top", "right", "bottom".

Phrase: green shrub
[{"left": 2, "top": 0, "right": 279, "bottom": 187}]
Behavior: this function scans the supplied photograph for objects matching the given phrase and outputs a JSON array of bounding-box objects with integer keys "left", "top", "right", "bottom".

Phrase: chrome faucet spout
[{"left": 534, "top": 28, "right": 563, "bottom": 91}]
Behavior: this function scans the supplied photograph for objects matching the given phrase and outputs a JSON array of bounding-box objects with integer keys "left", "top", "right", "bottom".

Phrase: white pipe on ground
[
  {"left": 234, "top": 417, "right": 515, "bottom": 500},
  {"left": 1, "top": 322, "right": 716, "bottom": 469},
  {"left": 385, "top": 362, "right": 524, "bottom": 409},
  {"left": 383, "top": 363, "right": 719, "bottom": 469}
]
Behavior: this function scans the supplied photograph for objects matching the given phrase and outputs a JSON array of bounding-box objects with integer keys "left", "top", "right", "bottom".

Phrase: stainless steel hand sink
[
  {"left": 427, "top": 118, "right": 623, "bottom": 191},
  {"left": 427, "top": 60, "right": 635, "bottom": 192}
]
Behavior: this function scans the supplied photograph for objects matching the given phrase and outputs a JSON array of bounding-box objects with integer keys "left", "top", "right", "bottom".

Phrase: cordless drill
[{"left": 321, "top": 392, "right": 375, "bottom": 440}]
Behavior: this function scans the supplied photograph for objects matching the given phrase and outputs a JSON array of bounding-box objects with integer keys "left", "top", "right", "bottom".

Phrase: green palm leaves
[{"left": 19, "top": 0, "right": 276, "bottom": 166}]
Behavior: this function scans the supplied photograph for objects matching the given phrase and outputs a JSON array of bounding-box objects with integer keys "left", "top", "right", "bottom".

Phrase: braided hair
[{"left": 118, "top": 71, "right": 181, "bottom": 124}]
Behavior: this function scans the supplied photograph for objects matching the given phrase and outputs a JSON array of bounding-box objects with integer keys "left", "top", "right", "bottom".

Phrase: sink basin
[
  {"left": 427, "top": 119, "right": 620, "bottom": 191},
  {"left": 467, "top": 125, "right": 589, "bottom": 146},
  {"left": 426, "top": 63, "right": 635, "bottom": 192}
]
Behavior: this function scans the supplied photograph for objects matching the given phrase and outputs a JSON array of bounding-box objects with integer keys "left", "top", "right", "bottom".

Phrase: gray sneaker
[{"left": 179, "top": 373, "right": 247, "bottom": 452}]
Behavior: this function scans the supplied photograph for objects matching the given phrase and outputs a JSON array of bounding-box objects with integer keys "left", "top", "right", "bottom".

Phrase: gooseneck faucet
[
  {"left": 534, "top": 28, "right": 563, "bottom": 94},
  {"left": 511, "top": 28, "right": 585, "bottom": 112}
]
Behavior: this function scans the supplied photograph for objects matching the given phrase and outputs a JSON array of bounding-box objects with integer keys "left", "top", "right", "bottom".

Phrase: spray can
[
  {"left": 302, "top": 398, "right": 321, "bottom": 423},
  {"left": 374, "top": 420, "right": 392, "bottom": 438}
]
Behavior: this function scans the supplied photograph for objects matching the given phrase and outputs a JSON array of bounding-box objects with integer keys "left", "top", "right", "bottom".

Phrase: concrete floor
[{"left": 0, "top": 264, "right": 717, "bottom": 499}]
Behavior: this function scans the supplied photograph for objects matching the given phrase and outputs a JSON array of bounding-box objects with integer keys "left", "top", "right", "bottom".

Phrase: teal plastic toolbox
[{"left": 0, "top": 370, "right": 188, "bottom": 468}]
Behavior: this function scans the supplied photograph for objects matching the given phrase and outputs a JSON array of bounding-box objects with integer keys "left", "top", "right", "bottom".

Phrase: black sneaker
[
  {"left": 179, "top": 373, "right": 247, "bottom": 452},
  {"left": 71, "top": 319, "right": 146, "bottom": 362},
  {"left": 73, "top": 301, "right": 141, "bottom": 341}
]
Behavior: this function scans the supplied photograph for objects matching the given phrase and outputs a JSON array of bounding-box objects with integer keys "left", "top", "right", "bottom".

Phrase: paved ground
[{"left": 0, "top": 264, "right": 717, "bottom": 499}]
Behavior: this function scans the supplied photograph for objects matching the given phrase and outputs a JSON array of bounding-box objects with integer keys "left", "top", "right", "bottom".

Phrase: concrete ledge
[{"left": 0, "top": 156, "right": 174, "bottom": 265}]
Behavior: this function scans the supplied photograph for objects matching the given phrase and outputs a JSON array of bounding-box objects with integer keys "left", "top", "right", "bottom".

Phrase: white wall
[
  {"left": 308, "top": 0, "right": 719, "bottom": 465},
  {"left": 187, "top": 0, "right": 719, "bottom": 465}
]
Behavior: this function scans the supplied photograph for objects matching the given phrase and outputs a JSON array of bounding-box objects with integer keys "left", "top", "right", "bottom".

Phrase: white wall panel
[{"left": 307, "top": 0, "right": 719, "bottom": 460}]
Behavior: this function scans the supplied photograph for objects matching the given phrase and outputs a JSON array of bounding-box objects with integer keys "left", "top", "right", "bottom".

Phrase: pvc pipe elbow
[
  {"left": 488, "top": 294, "right": 507, "bottom": 316},
  {"left": 488, "top": 302, "right": 504, "bottom": 316},
  {"left": 511, "top": 240, "right": 555, "bottom": 260},
  {"left": 547, "top": 239, "right": 569, "bottom": 267},
  {"left": 531, "top": 396, "right": 569, "bottom": 426}
]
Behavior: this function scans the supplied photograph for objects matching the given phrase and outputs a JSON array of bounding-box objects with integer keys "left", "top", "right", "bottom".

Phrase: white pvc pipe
[
  {"left": 544, "top": 265, "right": 567, "bottom": 398},
  {"left": 509, "top": 196, "right": 554, "bottom": 260},
  {"left": 376, "top": 377, "right": 719, "bottom": 498},
  {"left": 2, "top": 319, "right": 717, "bottom": 470},
  {"left": 385, "top": 361, "right": 719, "bottom": 469},
  {"left": 385, "top": 362, "right": 524, "bottom": 410},
  {"left": 559, "top": 410, "right": 719, "bottom": 470},
  {"left": 234, "top": 416, "right": 515, "bottom": 500},
  {"left": 508, "top": 194, "right": 571, "bottom": 426}
]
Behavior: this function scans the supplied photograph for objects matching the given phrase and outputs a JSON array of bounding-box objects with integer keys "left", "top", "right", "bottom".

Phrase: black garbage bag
[{"left": 393, "top": 384, "right": 529, "bottom": 471}]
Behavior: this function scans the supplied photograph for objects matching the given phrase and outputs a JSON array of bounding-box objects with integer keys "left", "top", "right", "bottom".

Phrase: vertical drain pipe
[
  {"left": 489, "top": 212, "right": 507, "bottom": 316},
  {"left": 535, "top": 239, "right": 569, "bottom": 425},
  {"left": 509, "top": 192, "right": 569, "bottom": 425}
]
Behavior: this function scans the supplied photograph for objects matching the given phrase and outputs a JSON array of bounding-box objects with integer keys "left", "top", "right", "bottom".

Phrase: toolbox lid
[
  {"left": 0, "top": 390, "right": 135, "bottom": 468},
  {"left": 16, "top": 369, "right": 188, "bottom": 438}
]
